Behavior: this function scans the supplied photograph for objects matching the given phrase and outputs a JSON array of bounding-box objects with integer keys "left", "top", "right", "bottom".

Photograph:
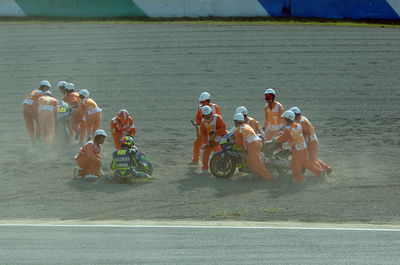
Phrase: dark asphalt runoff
[{"left": 0, "top": 224, "right": 399, "bottom": 265}]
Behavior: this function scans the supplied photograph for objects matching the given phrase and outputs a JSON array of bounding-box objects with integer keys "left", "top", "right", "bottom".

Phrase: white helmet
[
  {"left": 202, "top": 105, "right": 212, "bottom": 115},
  {"left": 281, "top": 110, "right": 295, "bottom": 121},
  {"left": 198, "top": 92, "right": 211, "bottom": 101},
  {"left": 78, "top": 89, "right": 89, "bottom": 98},
  {"left": 233, "top": 113, "right": 245, "bottom": 122},
  {"left": 40, "top": 80, "right": 51, "bottom": 88},
  {"left": 44, "top": 91, "right": 53, "bottom": 97},
  {"left": 117, "top": 109, "right": 130, "bottom": 123},
  {"left": 65, "top": 83, "right": 75, "bottom": 91},
  {"left": 289, "top": 107, "right": 301, "bottom": 115},
  {"left": 57, "top": 81, "right": 67, "bottom": 88},
  {"left": 264, "top": 88, "right": 276, "bottom": 95},
  {"left": 94, "top": 129, "right": 107, "bottom": 137},
  {"left": 235, "top": 106, "right": 248, "bottom": 115}
]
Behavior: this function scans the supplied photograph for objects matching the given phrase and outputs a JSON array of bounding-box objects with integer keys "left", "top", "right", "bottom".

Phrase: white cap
[
  {"left": 235, "top": 106, "right": 248, "bottom": 115},
  {"left": 289, "top": 107, "right": 301, "bottom": 115},
  {"left": 44, "top": 91, "right": 53, "bottom": 97},
  {"left": 233, "top": 113, "right": 245, "bottom": 122},
  {"left": 264, "top": 88, "right": 276, "bottom": 95},
  {"left": 65, "top": 83, "right": 75, "bottom": 91},
  {"left": 78, "top": 89, "right": 89, "bottom": 98},
  {"left": 202, "top": 105, "right": 212, "bottom": 115},
  {"left": 40, "top": 80, "right": 51, "bottom": 88},
  {"left": 57, "top": 81, "right": 67, "bottom": 88},
  {"left": 94, "top": 129, "right": 107, "bottom": 137},
  {"left": 281, "top": 110, "right": 295, "bottom": 121},
  {"left": 198, "top": 92, "right": 211, "bottom": 101}
]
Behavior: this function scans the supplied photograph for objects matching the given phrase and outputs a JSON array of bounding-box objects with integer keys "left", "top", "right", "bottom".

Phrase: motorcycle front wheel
[{"left": 209, "top": 154, "right": 236, "bottom": 178}]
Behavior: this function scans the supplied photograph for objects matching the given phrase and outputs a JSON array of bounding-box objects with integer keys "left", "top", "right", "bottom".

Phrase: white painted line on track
[{"left": 1, "top": 223, "right": 400, "bottom": 232}]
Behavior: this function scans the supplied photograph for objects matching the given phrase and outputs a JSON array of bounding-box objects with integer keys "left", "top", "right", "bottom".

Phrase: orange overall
[
  {"left": 234, "top": 124, "right": 275, "bottom": 180},
  {"left": 277, "top": 123, "right": 322, "bottom": 182},
  {"left": 263, "top": 101, "right": 284, "bottom": 141},
  {"left": 75, "top": 141, "right": 102, "bottom": 177},
  {"left": 65, "top": 92, "right": 85, "bottom": 141},
  {"left": 192, "top": 103, "right": 222, "bottom": 163},
  {"left": 37, "top": 96, "right": 58, "bottom": 145},
  {"left": 299, "top": 116, "right": 331, "bottom": 172},
  {"left": 82, "top": 98, "right": 102, "bottom": 140},
  {"left": 245, "top": 116, "right": 263, "bottom": 135},
  {"left": 199, "top": 114, "right": 226, "bottom": 170},
  {"left": 110, "top": 116, "right": 136, "bottom": 149},
  {"left": 64, "top": 92, "right": 80, "bottom": 108},
  {"left": 22, "top": 89, "right": 44, "bottom": 142}
]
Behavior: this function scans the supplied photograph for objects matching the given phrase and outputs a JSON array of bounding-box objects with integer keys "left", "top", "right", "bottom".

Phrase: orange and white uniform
[
  {"left": 22, "top": 89, "right": 44, "bottom": 142},
  {"left": 37, "top": 95, "right": 58, "bottom": 145},
  {"left": 82, "top": 98, "right": 102, "bottom": 140},
  {"left": 298, "top": 115, "right": 331, "bottom": 173},
  {"left": 276, "top": 122, "right": 322, "bottom": 182},
  {"left": 199, "top": 114, "right": 226, "bottom": 171},
  {"left": 245, "top": 116, "right": 263, "bottom": 135},
  {"left": 110, "top": 116, "right": 136, "bottom": 149},
  {"left": 65, "top": 92, "right": 85, "bottom": 141},
  {"left": 192, "top": 103, "right": 222, "bottom": 163},
  {"left": 75, "top": 141, "right": 102, "bottom": 177},
  {"left": 234, "top": 124, "right": 275, "bottom": 180},
  {"left": 263, "top": 101, "right": 284, "bottom": 141},
  {"left": 64, "top": 92, "right": 80, "bottom": 108},
  {"left": 74, "top": 99, "right": 87, "bottom": 143}
]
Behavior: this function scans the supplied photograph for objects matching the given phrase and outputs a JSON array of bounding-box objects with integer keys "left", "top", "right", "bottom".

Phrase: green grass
[
  {"left": 210, "top": 208, "right": 283, "bottom": 218},
  {"left": 211, "top": 210, "right": 245, "bottom": 219},
  {"left": 0, "top": 16, "right": 399, "bottom": 28},
  {"left": 263, "top": 208, "right": 283, "bottom": 214}
]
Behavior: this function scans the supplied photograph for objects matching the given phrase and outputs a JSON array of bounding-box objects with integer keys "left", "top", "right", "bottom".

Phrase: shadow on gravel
[
  {"left": 177, "top": 167, "right": 217, "bottom": 191},
  {"left": 268, "top": 175, "right": 326, "bottom": 199},
  {"left": 178, "top": 166, "right": 326, "bottom": 199},
  {"left": 67, "top": 178, "right": 150, "bottom": 194},
  {"left": 213, "top": 179, "right": 274, "bottom": 198},
  {"left": 178, "top": 167, "right": 279, "bottom": 198}
]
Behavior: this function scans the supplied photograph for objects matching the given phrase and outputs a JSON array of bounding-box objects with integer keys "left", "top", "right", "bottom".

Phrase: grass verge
[
  {"left": 263, "top": 208, "right": 283, "bottom": 214},
  {"left": 211, "top": 210, "right": 246, "bottom": 219},
  {"left": 0, "top": 16, "right": 399, "bottom": 28}
]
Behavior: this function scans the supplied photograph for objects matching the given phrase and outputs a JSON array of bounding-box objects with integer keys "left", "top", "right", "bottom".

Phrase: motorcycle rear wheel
[
  {"left": 145, "top": 162, "right": 154, "bottom": 176},
  {"left": 210, "top": 154, "right": 236, "bottom": 178},
  {"left": 275, "top": 149, "right": 292, "bottom": 177},
  {"left": 274, "top": 149, "right": 305, "bottom": 176},
  {"left": 55, "top": 120, "right": 70, "bottom": 145}
]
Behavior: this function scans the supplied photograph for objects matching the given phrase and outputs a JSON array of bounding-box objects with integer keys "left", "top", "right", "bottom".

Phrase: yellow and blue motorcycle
[{"left": 209, "top": 133, "right": 292, "bottom": 179}]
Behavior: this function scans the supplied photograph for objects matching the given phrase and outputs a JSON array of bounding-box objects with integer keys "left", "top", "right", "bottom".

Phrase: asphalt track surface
[
  {"left": 1, "top": 224, "right": 399, "bottom": 265},
  {"left": 0, "top": 22, "right": 399, "bottom": 223}
]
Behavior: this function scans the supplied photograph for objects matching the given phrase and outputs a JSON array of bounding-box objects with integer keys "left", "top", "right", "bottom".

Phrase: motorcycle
[
  {"left": 55, "top": 100, "right": 72, "bottom": 143},
  {"left": 209, "top": 133, "right": 292, "bottom": 179}
]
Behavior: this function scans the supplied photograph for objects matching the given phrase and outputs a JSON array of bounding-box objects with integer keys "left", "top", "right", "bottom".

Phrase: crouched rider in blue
[{"left": 109, "top": 136, "right": 152, "bottom": 183}]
